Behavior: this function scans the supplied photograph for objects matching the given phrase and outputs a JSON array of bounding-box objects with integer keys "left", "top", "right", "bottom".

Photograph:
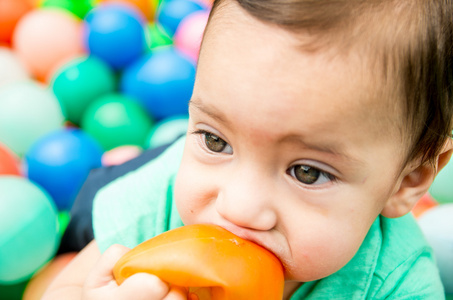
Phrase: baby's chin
[{"left": 282, "top": 259, "right": 348, "bottom": 283}]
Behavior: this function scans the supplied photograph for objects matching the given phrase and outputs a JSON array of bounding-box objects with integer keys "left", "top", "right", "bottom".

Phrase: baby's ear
[{"left": 381, "top": 139, "right": 453, "bottom": 218}]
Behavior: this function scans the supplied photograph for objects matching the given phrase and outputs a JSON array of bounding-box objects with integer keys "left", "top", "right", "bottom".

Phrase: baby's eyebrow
[
  {"left": 280, "top": 135, "right": 365, "bottom": 167},
  {"left": 189, "top": 98, "right": 230, "bottom": 125}
]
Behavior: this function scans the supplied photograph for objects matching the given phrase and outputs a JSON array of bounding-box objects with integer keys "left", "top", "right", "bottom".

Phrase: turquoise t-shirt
[{"left": 93, "top": 137, "right": 445, "bottom": 299}]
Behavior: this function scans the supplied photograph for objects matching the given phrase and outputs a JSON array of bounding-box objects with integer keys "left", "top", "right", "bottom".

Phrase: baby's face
[{"left": 175, "top": 1, "right": 406, "bottom": 284}]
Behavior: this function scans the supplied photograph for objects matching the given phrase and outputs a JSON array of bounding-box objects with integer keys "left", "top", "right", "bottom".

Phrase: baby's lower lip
[{"left": 218, "top": 225, "right": 277, "bottom": 255}]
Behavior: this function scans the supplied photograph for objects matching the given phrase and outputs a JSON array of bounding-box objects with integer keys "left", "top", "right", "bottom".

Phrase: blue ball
[
  {"left": 25, "top": 129, "right": 103, "bottom": 211},
  {"left": 157, "top": 0, "right": 205, "bottom": 36},
  {"left": 83, "top": 3, "right": 146, "bottom": 70},
  {"left": 121, "top": 47, "right": 196, "bottom": 120}
]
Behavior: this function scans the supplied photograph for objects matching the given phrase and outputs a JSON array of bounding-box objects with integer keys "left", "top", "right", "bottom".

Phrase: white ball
[
  {"left": 0, "top": 47, "right": 29, "bottom": 88},
  {"left": 418, "top": 204, "right": 453, "bottom": 294}
]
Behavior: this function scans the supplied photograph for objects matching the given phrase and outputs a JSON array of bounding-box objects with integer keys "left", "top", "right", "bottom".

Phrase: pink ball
[
  {"left": 13, "top": 8, "right": 84, "bottom": 82},
  {"left": 102, "top": 145, "right": 142, "bottom": 167},
  {"left": 174, "top": 10, "right": 209, "bottom": 63}
]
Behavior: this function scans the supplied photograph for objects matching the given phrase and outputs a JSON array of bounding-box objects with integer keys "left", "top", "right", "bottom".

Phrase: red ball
[
  {"left": 0, "top": 142, "right": 21, "bottom": 176},
  {"left": 0, "top": 0, "right": 33, "bottom": 45}
]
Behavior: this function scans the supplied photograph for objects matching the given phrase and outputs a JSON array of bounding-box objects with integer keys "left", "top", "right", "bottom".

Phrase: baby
[{"left": 44, "top": 0, "right": 453, "bottom": 299}]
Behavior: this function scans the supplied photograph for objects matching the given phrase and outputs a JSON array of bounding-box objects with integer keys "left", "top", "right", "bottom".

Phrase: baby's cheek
[{"left": 286, "top": 228, "right": 362, "bottom": 281}]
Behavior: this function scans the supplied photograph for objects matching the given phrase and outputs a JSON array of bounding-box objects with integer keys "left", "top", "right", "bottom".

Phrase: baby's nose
[{"left": 215, "top": 171, "right": 277, "bottom": 231}]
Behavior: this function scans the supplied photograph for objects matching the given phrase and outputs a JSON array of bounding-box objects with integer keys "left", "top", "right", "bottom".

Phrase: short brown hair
[{"left": 208, "top": 0, "right": 453, "bottom": 166}]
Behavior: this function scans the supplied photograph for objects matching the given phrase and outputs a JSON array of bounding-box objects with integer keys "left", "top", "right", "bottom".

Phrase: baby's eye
[
  {"left": 193, "top": 130, "right": 233, "bottom": 154},
  {"left": 288, "top": 165, "right": 336, "bottom": 185}
]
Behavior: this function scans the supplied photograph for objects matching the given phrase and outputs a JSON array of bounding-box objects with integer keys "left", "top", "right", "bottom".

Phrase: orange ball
[
  {"left": 0, "top": 0, "right": 34, "bottom": 45},
  {"left": 13, "top": 8, "right": 84, "bottom": 82},
  {"left": 96, "top": 0, "right": 157, "bottom": 20},
  {"left": 22, "top": 252, "right": 77, "bottom": 300}
]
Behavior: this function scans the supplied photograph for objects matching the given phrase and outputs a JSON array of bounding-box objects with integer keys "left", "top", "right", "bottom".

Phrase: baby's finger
[
  {"left": 85, "top": 244, "right": 131, "bottom": 289},
  {"left": 118, "top": 273, "right": 170, "bottom": 300},
  {"left": 164, "top": 286, "right": 188, "bottom": 300}
]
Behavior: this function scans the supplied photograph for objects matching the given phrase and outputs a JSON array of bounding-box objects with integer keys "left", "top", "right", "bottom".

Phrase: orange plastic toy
[{"left": 113, "top": 224, "right": 284, "bottom": 300}]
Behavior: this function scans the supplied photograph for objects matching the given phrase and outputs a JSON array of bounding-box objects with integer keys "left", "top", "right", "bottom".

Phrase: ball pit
[
  {"left": 25, "top": 128, "right": 103, "bottom": 211},
  {"left": 121, "top": 46, "right": 196, "bottom": 120},
  {"left": 83, "top": 3, "right": 146, "bottom": 70},
  {"left": 0, "top": 80, "right": 64, "bottom": 156},
  {"left": 13, "top": 8, "right": 84, "bottom": 81},
  {"left": 0, "top": 176, "right": 59, "bottom": 284},
  {"left": 81, "top": 93, "right": 154, "bottom": 151},
  {"left": 51, "top": 56, "right": 116, "bottom": 125},
  {"left": 0, "top": 0, "right": 213, "bottom": 297}
]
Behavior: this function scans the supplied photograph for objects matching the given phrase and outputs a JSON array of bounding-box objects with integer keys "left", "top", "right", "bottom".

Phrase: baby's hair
[{"left": 208, "top": 0, "right": 453, "bottom": 166}]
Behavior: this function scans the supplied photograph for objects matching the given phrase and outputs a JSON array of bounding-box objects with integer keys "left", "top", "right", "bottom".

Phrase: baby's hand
[{"left": 82, "top": 244, "right": 187, "bottom": 300}]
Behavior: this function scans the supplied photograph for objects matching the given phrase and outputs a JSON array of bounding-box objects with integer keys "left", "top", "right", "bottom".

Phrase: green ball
[
  {"left": 0, "top": 81, "right": 64, "bottom": 157},
  {"left": 41, "top": 0, "right": 94, "bottom": 19},
  {"left": 429, "top": 159, "right": 453, "bottom": 204},
  {"left": 51, "top": 56, "right": 116, "bottom": 125},
  {"left": 0, "top": 176, "right": 59, "bottom": 284},
  {"left": 58, "top": 210, "right": 71, "bottom": 237},
  {"left": 0, "top": 280, "right": 28, "bottom": 300},
  {"left": 145, "top": 23, "right": 173, "bottom": 51},
  {"left": 146, "top": 115, "right": 188, "bottom": 149},
  {"left": 81, "top": 93, "right": 154, "bottom": 151}
]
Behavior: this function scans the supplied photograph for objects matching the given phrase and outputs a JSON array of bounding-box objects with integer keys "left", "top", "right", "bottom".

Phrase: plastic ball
[
  {"left": 40, "top": 0, "right": 94, "bottom": 19},
  {"left": 81, "top": 93, "right": 154, "bottom": 151},
  {"left": 156, "top": 0, "right": 205, "bottom": 36},
  {"left": 51, "top": 56, "right": 116, "bottom": 125},
  {"left": 146, "top": 115, "right": 188, "bottom": 149},
  {"left": 0, "top": 47, "right": 30, "bottom": 88},
  {"left": 25, "top": 128, "right": 103, "bottom": 211},
  {"left": 0, "top": 0, "right": 33, "bottom": 45},
  {"left": 121, "top": 47, "right": 196, "bottom": 120},
  {"left": 0, "top": 81, "right": 64, "bottom": 156},
  {"left": 102, "top": 145, "right": 143, "bottom": 166},
  {"left": 418, "top": 204, "right": 453, "bottom": 294},
  {"left": 174, "top": 10, "right": 209, "bottom": 62},
  {"left": 0, "top": 280, "right": 28, "bottom": 300},
  {"left": 22, "top": 252, "right": 77, "bottom": 300},
  {"left": 83, "top": 3, "right": 146, "bottom": 70},
  {"left": 429, "top": 159, "right": 453, "bottom": 204},
  {"left": 411, "top": 193, "right": 438, "bottom": 219},
  {"left": 97, "top": 0, "right": 158, "bottom": 20},
  {"left": 145, "top": 23, "right": 173, "bottom": 50},
  {"left": 197, "top": 0, "right": 213, "bottom": 8},
  {"left": 0, "top": 176, "right": 59, "bottom": 284},
  {"left": 0, "top": 143, "right": 21, "bottom": 176},
  {"left": 57, "top": 211, "right": 70, "bottom": 238},
  {"left": 13, "top": 8, "right": 84, "bottom": 81}
]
